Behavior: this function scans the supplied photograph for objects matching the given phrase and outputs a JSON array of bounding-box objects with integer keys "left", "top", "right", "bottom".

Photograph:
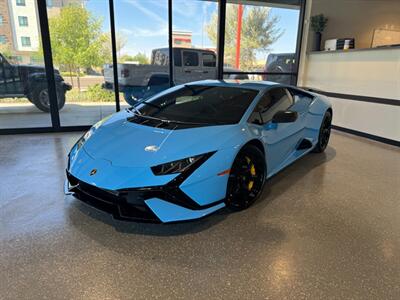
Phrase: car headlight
[
  {"left": 151, "top": 152, "right": 215, "bottom": 175},
  {"left": 75, "top": 115, "right": 112, "bottom": 150},
  {"left": 75, "top": 129, "right": 92, "bottom": 150}
]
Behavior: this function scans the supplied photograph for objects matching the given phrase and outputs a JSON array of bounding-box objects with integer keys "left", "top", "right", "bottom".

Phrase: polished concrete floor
[{"left": 0, "top": 131, "right": 399, "bottom": 299}]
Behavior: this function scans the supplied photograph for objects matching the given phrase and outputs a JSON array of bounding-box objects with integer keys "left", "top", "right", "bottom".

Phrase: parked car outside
[
  {"left": 0, "top": 53, "right": 71, "bottom": 112},
  {"left": 262, "top": 53, "right": 295, "bottom": 85}
]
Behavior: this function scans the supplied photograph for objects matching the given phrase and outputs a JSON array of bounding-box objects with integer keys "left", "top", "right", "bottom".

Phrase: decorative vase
[{"left": 313, "top": 32, "right": 322, "bottom": 51}]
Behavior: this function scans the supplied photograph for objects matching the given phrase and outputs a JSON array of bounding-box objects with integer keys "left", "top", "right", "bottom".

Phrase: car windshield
[{"left": 134, "top": 85, "right": 258, "bottom": 125}]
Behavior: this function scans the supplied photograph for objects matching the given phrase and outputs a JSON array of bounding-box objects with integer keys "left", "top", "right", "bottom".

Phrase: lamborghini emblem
[
  {"left": 144, "top": 145, "right": 159, "bottom": 152},
  {"left": 90, "top": 169, "right": 97, "bottom": 176}
]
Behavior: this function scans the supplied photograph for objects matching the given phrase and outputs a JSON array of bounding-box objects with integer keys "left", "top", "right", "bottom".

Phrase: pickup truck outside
[
  {"left": 0, "top": 53, "right": 71, "bottom": 112},
  {"left": 103, "top": 47, "right": 248, "bottom": 105}
]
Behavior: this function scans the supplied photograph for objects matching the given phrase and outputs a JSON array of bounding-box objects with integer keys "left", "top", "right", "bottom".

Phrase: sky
[{"left": 87, "top": 0, "right": 300, "bottom": 60}]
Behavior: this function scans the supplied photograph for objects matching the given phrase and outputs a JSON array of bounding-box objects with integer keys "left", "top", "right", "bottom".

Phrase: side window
[
  {"left": 249, "top": 88, "right": 293, "bottom": 124},
  {"left": 173, "top": 49, "right": 182, "bottom": 67},
  {"left": 183, "top": 51, "right": 199, "bottom": 66},
  {"left": 202, "top": 53, "right": 216, "bottom": 67},
  {"left": 288, "top": 88, "right": 313, "bottom": 112},
  {"left": 261, "top": 88, "right": 293, "bottom": 122},
  {"left": 248, "top": 95, "right": 270, "bottom": 124}
]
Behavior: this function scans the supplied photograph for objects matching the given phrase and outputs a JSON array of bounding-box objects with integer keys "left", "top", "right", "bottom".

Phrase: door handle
[
  {"left": 184, "top": 70, "right": 191, "bottom": 73},
  {"left": 203, "top": 71, "right": 209, "bottom": 74}
]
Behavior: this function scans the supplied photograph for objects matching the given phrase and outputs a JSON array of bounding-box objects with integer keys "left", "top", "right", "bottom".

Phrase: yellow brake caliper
[{"left": 245, "top": 156, "right": 256, "bottom": 191}]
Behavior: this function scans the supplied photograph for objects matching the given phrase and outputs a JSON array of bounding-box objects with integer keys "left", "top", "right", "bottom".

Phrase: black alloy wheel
[
  {"left": 226, "top": 144, "right": 266, "bottom": 210},
  {"left": 313, "top": 111, "right": 332, "bottom": 153}
]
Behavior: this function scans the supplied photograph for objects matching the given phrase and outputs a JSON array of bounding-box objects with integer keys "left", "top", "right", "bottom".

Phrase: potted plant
[{"left": 310, "top": 14, "right": 328, "bottom": 51}]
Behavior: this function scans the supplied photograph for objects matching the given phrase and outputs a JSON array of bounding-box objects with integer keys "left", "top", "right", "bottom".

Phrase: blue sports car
[{"left": 65, "top": 80, "right": 332, "bottom": 223}]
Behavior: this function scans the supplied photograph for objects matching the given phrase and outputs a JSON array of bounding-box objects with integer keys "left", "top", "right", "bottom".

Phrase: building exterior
[
  {"left": 172, "top": 31, "right": 192, "bottom": 48},
  {"left": 0, "top": 1, "right": 13, "bottom": 49},
  {"left": 0, "top": 0, "right": 84, "bottom": 64}
]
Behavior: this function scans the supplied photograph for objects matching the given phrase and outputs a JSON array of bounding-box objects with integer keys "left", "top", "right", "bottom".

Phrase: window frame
[
  {"left": 21, "top": 36, "right": 31, "bottom": 47},
  {"left": 18, "top": 16, "right": 28, "bottom": 27},
  {"left": 16, "top": 0, "right": 26, "bottom": 6}
]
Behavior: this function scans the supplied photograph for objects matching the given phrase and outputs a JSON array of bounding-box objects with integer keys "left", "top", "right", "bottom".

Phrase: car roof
[{"left": 185, "top": 79, "right": 280, "bottom": 91}]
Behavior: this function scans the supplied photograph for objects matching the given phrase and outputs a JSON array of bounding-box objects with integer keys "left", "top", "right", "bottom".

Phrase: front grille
[{"left": 67, "top": 172, "right": 160, "bottom": 222}]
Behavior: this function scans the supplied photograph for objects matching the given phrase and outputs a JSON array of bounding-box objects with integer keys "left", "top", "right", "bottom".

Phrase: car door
[{"left": 252, "top": 87, "right": 302, "bottom": 176}]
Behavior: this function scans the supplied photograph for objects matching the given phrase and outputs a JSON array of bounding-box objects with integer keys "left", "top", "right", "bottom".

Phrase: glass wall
[
  {"left": 47, "top": 0, "right": 115, "bottom": 126},
  {"left": 0, "top": 0, "right": 305, "bottom": 133},
  {"left": 224, "top": 0, "right": 300, "bottom": 84},
  {"left": 0, "top": 0, "right": 52, "bottom": 129},
  {"left": 114, "top": 0, "right": 169, "bottom": 108},
  {"left": 172, "top": 0, "right": 219, "bottom": 84}
]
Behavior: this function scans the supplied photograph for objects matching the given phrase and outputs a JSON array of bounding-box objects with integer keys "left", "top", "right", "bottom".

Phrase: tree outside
[
  {"left": 101, "top": 31, "right": 128, "bottom": 62},
  {"left": 0, "top": 44, "right": 13, "bottom": 60},
  {"left": 206, "top": 4, "right": 283, "bottom": 71},
  {"left": 119, "top": 52, "right": 149, "bottom": 64},
  {"left": 47, "top": 5, "right": 108, "bottom": 91}
]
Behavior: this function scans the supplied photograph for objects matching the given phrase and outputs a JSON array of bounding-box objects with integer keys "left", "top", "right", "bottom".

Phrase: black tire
[
  {"left": 312, "top": 111, "right": 332, "bottom": 153},
  {"left": 31, "top": 83, "right": 66, "bottom": 113},
  {"left": 225, "top": 144, "right": 266, "bottom": 210}
]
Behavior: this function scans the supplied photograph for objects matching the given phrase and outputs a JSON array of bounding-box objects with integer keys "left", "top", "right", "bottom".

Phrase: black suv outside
[
  {"left": 0, "top": 53, "right": 71, "bottom": 112},
  {"left": 262, "top": 53, "right": 295, "bottom": 85}
]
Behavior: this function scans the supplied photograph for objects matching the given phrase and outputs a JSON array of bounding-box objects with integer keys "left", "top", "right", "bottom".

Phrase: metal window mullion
[
  {"left": 37, "top": 0, "right": 60, "bottom": 128},
  {"left": 109, "top": 0, "right": 120, "bottom": 112},
  {"left": 293, "top": 0, "right": 306, "bottom": 86},
  {"left": 217, "top": 0, "right": 226, "bottom": 80},
  {"left": 168, "top": 0, "right": 174, "bottom": 87}
]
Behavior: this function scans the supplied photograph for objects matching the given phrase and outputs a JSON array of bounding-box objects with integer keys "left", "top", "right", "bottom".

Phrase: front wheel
[
  {"left": 31, "top": 83, "right": 66, "bottom": 113},
  {"left": 225, "top": 144, "right": 266, "bottom": 210},
  {"left": 312, "top": 111, "right": 332, "bottom": 153}
]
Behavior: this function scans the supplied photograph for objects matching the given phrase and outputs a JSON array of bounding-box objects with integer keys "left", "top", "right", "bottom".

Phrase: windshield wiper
[
  {"left": 126, "top": 106, "right": 142, "bottom": 115},
  {"left": 141, "top": 101, "right": 161, "bottom": 110},
  {"left": 163, "top": 119, "right": 208, "bottom": 125},
  {"left": 131, "top": 113, "right": 209, "bottom": 125}
]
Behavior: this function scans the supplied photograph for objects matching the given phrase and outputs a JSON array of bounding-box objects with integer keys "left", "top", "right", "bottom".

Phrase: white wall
[
  {"left": 298, "top": 0, "right": 400, "bottom": 142},
  {"left": 328, "top": 97, "right": 400, "bottom": 141},
  {"left": 304, "top": 49, "right": 400, "bottom": 99}
]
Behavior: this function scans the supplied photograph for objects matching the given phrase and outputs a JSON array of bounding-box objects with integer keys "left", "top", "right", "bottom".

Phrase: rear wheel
[
  {"left": 313, "top": 111, "right": 332, "bottom": 153},
  {"left": 31, "top": 83, "right": 65, "bottom": 113},
  {"left": 225, "top": 145, "right": 266, "bottom": 210}
]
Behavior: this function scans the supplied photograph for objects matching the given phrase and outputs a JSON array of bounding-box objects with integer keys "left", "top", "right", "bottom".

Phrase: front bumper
[
  {"left": 65, "top": 172, "right": 161, "bottom": 222},
  {"left": 65, "top": 171, "right": 225, "bottom": 223}
]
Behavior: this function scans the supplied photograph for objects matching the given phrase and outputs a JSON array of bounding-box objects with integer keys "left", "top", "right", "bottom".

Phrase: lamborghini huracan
[{"left": 65, "top": 80, "right": 332, "bottom": 223}]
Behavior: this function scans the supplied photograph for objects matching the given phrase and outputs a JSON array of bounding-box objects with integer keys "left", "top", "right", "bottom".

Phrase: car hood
[{"left": 82, "top": 110, "right": 242, "bottom": 167}]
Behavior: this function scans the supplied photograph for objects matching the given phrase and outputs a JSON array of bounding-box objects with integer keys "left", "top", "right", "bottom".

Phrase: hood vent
[{"left": 127, "top": 115, "right": 211, "bottom": 130}]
